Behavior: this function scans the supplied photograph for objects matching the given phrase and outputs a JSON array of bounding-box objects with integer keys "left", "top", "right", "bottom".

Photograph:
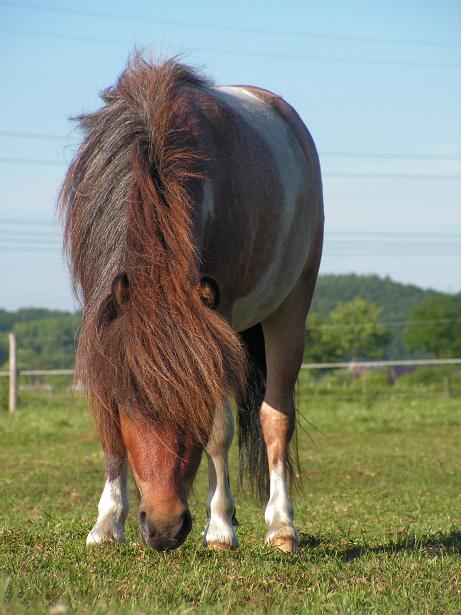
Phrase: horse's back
[{"left": 198, "top": 85, "right": 323, "bottom": 331}]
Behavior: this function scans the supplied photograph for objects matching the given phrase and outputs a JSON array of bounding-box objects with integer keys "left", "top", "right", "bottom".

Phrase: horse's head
[
  {"left": 109, "top": 273, "right": 204, "bottom": 551},
  {"left": 120, "top": 409, "right": 202, "bottom": 551}
]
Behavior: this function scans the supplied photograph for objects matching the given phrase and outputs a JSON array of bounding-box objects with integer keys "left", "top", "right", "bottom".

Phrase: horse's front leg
[
  {"left": 86, "top": 449, "right": 129, "bottom": 546},
  {"left": 203, "top": 404, "right": 239, "bottom": 550}
]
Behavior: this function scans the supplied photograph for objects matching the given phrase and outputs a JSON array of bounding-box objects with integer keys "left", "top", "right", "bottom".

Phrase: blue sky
[{"left": 0, "top": 0, "right": 460, "bottom": 310}]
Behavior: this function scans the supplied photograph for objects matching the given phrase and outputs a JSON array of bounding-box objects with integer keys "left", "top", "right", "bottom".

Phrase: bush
[
  {"left": 394, "top": 366, "right": 461, "bottom": 393},
  {"left": 0, "top": 376, "right": 8, "bottom": 410}
]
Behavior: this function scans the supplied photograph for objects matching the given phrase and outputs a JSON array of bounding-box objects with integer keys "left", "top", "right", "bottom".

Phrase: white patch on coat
[
  {"left": 212, "top": 86, "right": 312, "bottom": 330},
  {"left": 199, "top": 179, "right": 214, "bottom": 244},
  {"left": 86, "top": 464, "right": 128, "bottom": 545},
  {"left": 202, "top": 179, "right": 214, "bottom": 219},
  {"left": 264, "top": 462, "right": 297, "bottom": 542}
]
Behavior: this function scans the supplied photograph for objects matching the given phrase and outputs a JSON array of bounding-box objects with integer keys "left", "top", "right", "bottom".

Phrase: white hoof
[
  {"left": 265, "top": 525, "right": 299, "bottom": 553},
  {"left": 203, "top": 522, "right": 239, "bottom": 550},
  {"left": 86, "top": 520, "right": 126, "bottom": 546}
]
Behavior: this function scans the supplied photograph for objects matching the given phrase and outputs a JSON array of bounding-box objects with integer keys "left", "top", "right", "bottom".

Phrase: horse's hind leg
[
  {"left": 86, "top": 433, "right": 129, "bottom": 546},
  {"left": 203, "top": 403, "right": 239, "bottom": 550},
  {"left": 261, "top": 277, "right": 315, "bottom": 553}
]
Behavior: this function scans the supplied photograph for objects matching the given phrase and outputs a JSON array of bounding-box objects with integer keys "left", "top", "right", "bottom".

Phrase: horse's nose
[{"left": 139, "top": 509, "right": 192, "bottom": 551}]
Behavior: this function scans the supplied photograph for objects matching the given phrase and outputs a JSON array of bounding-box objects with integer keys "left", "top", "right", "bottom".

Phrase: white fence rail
[{"left": 300, "top": 358, "right": 461, "bottom": 369}]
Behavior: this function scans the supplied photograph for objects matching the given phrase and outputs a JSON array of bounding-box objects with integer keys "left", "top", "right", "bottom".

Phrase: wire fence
[{"left": 2, "top": 346, "right": 461, "bottom": 412}]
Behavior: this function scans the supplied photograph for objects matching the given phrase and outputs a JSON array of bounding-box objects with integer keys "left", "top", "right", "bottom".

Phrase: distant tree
[
  {"left": 0, "top": 333, "right": 7, "bottom": 366},
  {"left": 402, "top": 294, "right": 461, "bottom": 358},
  {"left": 305, "top": 313, "right": 342, "bottom": 363},
  {"left": 13, "top": 314, "right": 80, "bottom": 369},
  {"left": 309, "top": 273, "right": 453, "bottom": 359},
  {"left": 305, "top": 298, "right": 390, "bottom": 362}
]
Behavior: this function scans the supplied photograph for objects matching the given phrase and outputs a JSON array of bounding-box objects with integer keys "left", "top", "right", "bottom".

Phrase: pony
[{"left": 59, "top": 54, "right": 324, "bottom": 553}]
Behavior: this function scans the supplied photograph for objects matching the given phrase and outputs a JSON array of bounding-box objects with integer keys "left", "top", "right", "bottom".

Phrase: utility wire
[
  {"left": 1, "top": 246, "right": 460, "bottom": 258},
  {"left": 0, "top": 157, "right": 67, "bottom": 167},
  {"left": 1, "top": 156, "right": 460, "bottom": 179},
  {"left": 0, "top": 218, "right": 57, "bottom": 226},
  {"left": 2, "top": 27, "right": 460, "bottom": 69},
  {"left": 1, "top": 220, "right": 459, "bottom": 236},
  {"left": 0, "top": 130, "right": 75, "bottom": 142},
  {"left": 2, "top": 130, "right": 460, "bottom": 162},
  {"left": 2, "top": 2, "right": 459, "bottom": 48},
  {"left": 327, "top": 172, "right": 461, "bottom": 180}
]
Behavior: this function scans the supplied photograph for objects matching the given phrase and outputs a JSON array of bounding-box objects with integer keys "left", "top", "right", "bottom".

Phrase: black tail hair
[
  {"left": 237, "top": 324, "right": 269, "bottom": 501},
  {"left": 237, "top": 323, "right": 302, "bottom": 502}
]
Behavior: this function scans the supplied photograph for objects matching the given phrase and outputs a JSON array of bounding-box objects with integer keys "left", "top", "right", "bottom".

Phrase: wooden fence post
[
  {"left": 9, "top": 333, "right": 18, "bottom": 413},
  {"left": 443, "top": 376, "right": 451, "bottom": 398}
]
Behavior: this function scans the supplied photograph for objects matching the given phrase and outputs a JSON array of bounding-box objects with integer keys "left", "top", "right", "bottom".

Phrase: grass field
[{"left": 1, "top": 382, "right": 461, "bottom": 614}]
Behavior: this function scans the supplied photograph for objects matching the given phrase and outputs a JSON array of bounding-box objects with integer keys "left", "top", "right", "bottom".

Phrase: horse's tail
[
  {"left": 58, "top": 55, "right": 246, "bottom": 450},
  {"left": 237, "top": 324, "right": 301, "bottom": 501},
  {"left": 237, "top": 324, "right": 269, "bottom": 500}
]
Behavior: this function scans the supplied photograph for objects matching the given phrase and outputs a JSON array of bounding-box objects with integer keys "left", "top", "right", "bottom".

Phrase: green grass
[{"left": 1, "top": 385, "right": 461, "bottom": 614}]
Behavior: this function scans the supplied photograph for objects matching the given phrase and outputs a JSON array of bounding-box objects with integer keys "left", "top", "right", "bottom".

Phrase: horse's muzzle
[{"left": 139, "top": 508, "right": 192, "bottom": 551}]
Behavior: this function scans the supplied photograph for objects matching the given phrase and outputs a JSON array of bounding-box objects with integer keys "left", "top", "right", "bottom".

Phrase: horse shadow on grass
[{"left": 297, "top": 528, "right": 461, "bottom": 562}]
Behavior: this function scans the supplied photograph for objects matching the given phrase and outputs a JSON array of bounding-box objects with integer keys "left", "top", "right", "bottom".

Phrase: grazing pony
[{"left": 59, "top": 55, "right": 323, "bottom": 553}]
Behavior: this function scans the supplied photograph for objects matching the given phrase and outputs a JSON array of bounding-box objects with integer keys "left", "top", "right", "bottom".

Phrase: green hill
[{"left": 311, "top": 274, "right": 438, "bottom": 320}]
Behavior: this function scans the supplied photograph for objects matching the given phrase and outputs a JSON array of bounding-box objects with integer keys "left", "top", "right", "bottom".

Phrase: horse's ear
[
  {"left": 112, "top": 272, "right": 130, "bottom": 308},
  {"left": 199, "top": 277, "right": 220, "bottom": 310}
]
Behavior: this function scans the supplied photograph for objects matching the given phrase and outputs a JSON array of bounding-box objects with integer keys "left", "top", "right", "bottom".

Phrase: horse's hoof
[
  {"left": 86, "top": 525, "right": 125, "bottom": 546},
  {"left": 268, "top": 536, "right": 298, "bottom": 553},
  {"left": 206, "top": 540, "right": 238, "bottom": 551}
]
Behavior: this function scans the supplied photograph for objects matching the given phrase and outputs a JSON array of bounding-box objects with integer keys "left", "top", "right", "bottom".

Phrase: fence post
[
  {"left": 9, "top": 333, "right": 18, "bottom": 413},
  {"left": 361, "top": 373, "right": 367, "bottom": 402},
  {"left": 443, "top": 376, "right": 451, "bottom": 398}
]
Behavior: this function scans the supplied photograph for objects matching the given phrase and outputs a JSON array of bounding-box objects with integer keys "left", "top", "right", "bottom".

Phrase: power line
[
  {"left": 1, "top": 246, "right": 460, "bottom": 259},
  {"left": 194, "top": 45, "right": 461, "bottom": 70},
  {"left": 3, "top": 232, "right": 460, "bottom": 241},
  {"left": 0, "top": 157, "right": 66, "bottom": 167},
  {"left": 0, "top": 247, "right": 58, "bottom": 253},
  {"left": 322, "top": 150, "right": 461, "bottom": 162},
  {"left": 327, "top": 231, "right": 461, "bottom": 238},
  {"left": 2, "top": 2, "right": 459, "bottom": 49},
  {"left": 1, "top": 230, "right": 460, "bottom": 242},
  {"left": 0, "top": 230, "right": 60, "bottom": 238},
  {"left": 0, "top": 218, "right": 57, "bottom": 226},
  {"left": 2, "top": 27, "right": 460, "bottom": 69},
  {"left": 0, "top": 130, "right": 76, "bottom": 142},
  {"left": 327, "top": 172, "right": 461, "bottom": 180},
  {"left": 2, "top": 222, "right": 460, "bottom": 243},
  {"left": 4, "top": 236, "right": 461, "bottom": 248},
  {"left": 1, "top": 156, "right": 460, "bottom": 179},
  {"left": 2, "top": 130, "right": 460, "bottom": 162}
]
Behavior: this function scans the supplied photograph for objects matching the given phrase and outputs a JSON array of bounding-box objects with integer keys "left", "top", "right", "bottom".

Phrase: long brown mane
[{"left": 59, "top": 55, "right": 246, "bottom": 450}]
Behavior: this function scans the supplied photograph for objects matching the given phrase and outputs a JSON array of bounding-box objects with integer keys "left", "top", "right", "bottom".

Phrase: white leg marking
[
  {"left": 203, "top": 405, "right": 239, "bottom": 549},
  {"left": 264, "top": 462, "right": 298, "bottom": 546},
  {"left": 86, "top": 462, "right": 128, "bottom": 546}
]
